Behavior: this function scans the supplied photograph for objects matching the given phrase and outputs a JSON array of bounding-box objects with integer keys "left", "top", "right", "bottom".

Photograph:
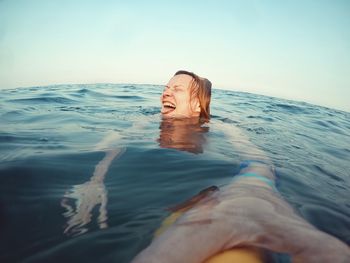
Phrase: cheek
[
  {"left": 178, "top": 93, "right": 191, "bottom": 104},
  {"left": 178, "top": 103, "right": 192, "bottom": 115},
  {"left": 175, "top": 96, "right": 189, "bottom": 110}
]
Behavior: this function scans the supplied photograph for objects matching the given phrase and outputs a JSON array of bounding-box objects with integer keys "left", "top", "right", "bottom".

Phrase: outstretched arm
[{"left": 61, "top": 131, "right": 125, "bottom": 235}]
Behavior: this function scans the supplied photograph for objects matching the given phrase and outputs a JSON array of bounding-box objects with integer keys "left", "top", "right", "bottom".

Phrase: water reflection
[{"left": 158, "top": 117, "right": 209, "bottom": 154}]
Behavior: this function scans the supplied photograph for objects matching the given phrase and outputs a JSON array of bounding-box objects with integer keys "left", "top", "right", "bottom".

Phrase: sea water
[{"left": 0, "top": 84, "right": 349, "bottom": 262}]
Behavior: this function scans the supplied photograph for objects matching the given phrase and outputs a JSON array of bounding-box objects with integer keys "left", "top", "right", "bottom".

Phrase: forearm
[
  {"left": 214, "top": 121, "right": 275, "bottom": 182},
  {"left": 91, "top": 148, "right": 124, "bottom": 183},
  {"left": 94, "top": 131, "right": 122, "bottom": 151},
  {"left": 91, "top": 130, "right": 125, "bottom": 182}
]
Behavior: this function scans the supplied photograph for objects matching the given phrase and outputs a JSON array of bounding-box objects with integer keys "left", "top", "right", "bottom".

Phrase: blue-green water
[{"left": 0, "top": 84, "right": 349, "bottom": 262}]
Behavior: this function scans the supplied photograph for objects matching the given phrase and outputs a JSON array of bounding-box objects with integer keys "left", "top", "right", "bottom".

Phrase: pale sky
[{"left": 1, "top": 0, "right": 349, "bottom": 112}]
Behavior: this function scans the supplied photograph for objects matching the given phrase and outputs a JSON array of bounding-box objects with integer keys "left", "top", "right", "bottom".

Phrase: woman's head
[{"left": 161, "top": 70, "right": 211, "bottom": 120}]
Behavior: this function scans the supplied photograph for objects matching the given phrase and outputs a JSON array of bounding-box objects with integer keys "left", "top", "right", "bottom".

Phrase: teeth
[{"left": 163, "top": 102, "right": 176, "bottom": 108}]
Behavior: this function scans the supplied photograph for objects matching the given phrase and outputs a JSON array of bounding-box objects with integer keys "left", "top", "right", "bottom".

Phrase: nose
[{"left": 162, "top": 86, "right": 173, "bottom": 99}]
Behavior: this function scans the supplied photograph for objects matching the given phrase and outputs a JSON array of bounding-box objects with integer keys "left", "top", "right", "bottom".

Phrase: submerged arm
[
  {"left": 61, "top": 131, "right": 125, "bottom": 235},
  {"left": 213, "top": 120, "right": 275, "bottom": 180},
  {"left": 91, "top": 148, "right": 125, "bottom": 183}
]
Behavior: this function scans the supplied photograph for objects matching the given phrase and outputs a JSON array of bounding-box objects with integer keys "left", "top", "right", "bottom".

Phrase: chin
[{"left": 161, "top": 112, "right": 176, "bottom": 119}]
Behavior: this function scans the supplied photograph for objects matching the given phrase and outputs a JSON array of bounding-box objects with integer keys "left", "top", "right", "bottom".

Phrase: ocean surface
[{"left": 0, "top": 84, "right": 349, "bottom": 263}]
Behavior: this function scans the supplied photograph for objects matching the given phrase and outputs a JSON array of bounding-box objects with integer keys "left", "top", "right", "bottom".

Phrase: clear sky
[{"left": 1, "top": 0, "right": 349, "bottom": 112}]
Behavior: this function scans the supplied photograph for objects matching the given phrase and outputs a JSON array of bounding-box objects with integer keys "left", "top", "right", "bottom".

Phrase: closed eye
[
  {"left": 164, "top": 85, "right": 185, "bottom": 92},
  {"left": 174, "top": 86, "right": 184, "bottom": 91}
]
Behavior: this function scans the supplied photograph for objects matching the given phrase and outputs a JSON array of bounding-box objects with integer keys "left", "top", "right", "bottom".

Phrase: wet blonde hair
[{"left": 174, "top": 70, "right": 212, "bottom": 121}]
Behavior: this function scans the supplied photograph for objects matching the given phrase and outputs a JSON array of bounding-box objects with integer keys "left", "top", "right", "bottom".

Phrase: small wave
[
  {"left": 77, "top": 88, "right": 89, "bottom": 93},
  {"left": 247, "top": 115, "right": 275, "bottom": 122},
  {"left": 272, "top": 103, "right": 309, "bottom": 114},
  {"left": 0, "top": 134, "right": 17, "bottom": 142},
  {"left": 312, "top": 120, "right": 348, "bottom": 136},
  {"left": 322, "top": 147, "right": 350, "bottom": 161},
  {"left": 58, "top": 106, "right": 83, "bottom": 112},
  {"left": 1, "top": 110, "right": 24, "bottom": 118},
  {"left": 139, "top": 107, "right": 160, "bottom": 115},
  {"left": 112, "top": 95, "right": 144, "bottom": 100},
  {"left": 313, "top": 120, "right": 331, "bottom": 128},
  {"left": 121, "top": 84, "right": 137, "bottom": 89},
  {"left": 246, "top": 126, "right": 269, "bottom": 134},
  {"left": 212, "top": 116, "right": 239, "bottom": 124},
  {"left": 262, "top": 107, "right": 279, "bottom": 113},
  {"left": 7, "top": 97, "right": 76, "bottom": 105},
  {"left": 74, "top": 88, "right": 105, "bottom": 97},
  {"left": 313, "top": 164, "right": 344, "bottom": 183}
]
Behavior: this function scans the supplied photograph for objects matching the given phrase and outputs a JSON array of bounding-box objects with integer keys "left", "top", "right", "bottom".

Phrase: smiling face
[{"left": 161, "top": 74, "right": 200, "bottom": 118}]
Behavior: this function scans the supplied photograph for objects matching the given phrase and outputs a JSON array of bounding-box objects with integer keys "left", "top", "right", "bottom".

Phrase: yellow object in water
[
  {"left": 205, "top": 248, "right": 263, "bottom": 263},
  {"left": 156, "top": 210, "right": 264, "bottom": 263},
  {"left": 155, "top": 186, "right": 264, "bottom": 263}
]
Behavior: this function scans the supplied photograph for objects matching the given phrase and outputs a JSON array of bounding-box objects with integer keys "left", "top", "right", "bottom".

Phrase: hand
[{"left": 61, "top": 180, "right": 108, "bottom": 236}]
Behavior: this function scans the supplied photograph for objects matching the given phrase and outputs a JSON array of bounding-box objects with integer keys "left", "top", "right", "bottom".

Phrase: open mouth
[{"left": 162, "top": 101, "right": 176, "bottom": 114}]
